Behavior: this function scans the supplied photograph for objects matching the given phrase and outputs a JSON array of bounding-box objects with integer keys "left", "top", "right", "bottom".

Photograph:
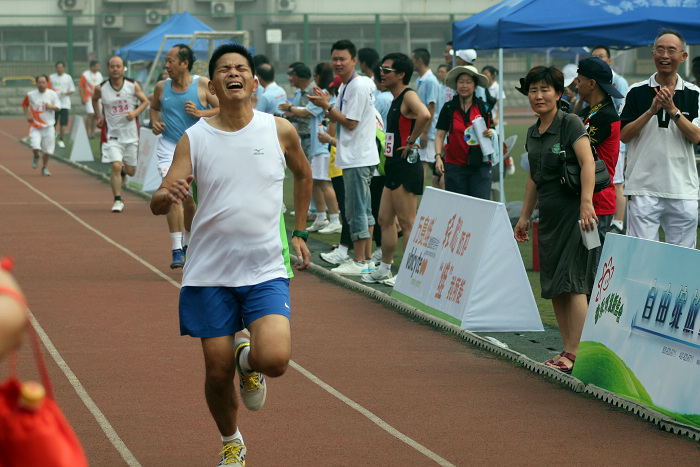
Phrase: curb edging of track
[{"left": 299, "top": 257, "right": 700, "bottom": 443}]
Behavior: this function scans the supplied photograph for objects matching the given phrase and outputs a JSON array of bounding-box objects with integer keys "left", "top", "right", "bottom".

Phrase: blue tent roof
[
  {"left": 454, "top": 0, "right": 700, "bottom": 50},
  {"left": 115, "top": 11, "right": 215, "bottom": 61}
]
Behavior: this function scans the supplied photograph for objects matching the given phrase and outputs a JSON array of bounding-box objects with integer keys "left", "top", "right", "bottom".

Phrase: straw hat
[{"left": 445, "top": 65, "right": 489, "bottom": 90}]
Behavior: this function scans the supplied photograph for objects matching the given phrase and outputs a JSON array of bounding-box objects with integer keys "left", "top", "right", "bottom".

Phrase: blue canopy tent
[
  {"left": 453, "top": 0, "right": 700, "bottom": 49},
  {"left": 115, "top": 11, "right": 215, "bottom": 62},
  {"left": 452, "top": 0, "right": 700, "bottom": 201}
]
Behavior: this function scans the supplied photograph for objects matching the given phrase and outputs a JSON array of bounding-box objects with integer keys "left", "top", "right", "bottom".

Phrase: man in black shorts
[{"left": 362, "top": 52, "right": 430, "bottom": 286}]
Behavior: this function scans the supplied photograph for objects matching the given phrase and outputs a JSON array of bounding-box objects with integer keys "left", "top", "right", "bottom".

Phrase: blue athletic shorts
[{"left": 178, "top": 278, "right": 291, "bottom": 338}]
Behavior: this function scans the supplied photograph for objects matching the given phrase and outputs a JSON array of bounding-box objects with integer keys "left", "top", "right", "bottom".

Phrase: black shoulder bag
[{"left": 558, "top": 114, "right": 611, "bottom": 196}]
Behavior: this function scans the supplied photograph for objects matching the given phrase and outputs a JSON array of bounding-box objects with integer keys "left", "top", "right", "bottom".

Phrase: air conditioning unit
[
  {"left": 59, "top": 0, "right": 86, "bottom": 11},
  {"left": 211, "top": 1, "right": 234, "bottom": 18},
  {"left": 145, "top": 9, "right": 167, "bottom": 25},
  {"left": 102, "top": 14, "right": 124, "bottom": 29},
  {"left": 277, "top": 0, "right": 296, "bottom": 12}
]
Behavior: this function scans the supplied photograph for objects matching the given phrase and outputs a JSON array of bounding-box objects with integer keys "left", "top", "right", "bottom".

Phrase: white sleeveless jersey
[
  {"left": 100, "top": 79, "right": 140, "bottom": 143},
  {"left": 182, "top": 111, "right": 292, "bottom": 287},
  {"left": 22, "top": 89, "right": 61, "bottom": 129}
]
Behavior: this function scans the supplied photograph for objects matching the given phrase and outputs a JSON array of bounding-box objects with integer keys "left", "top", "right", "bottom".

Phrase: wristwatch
[
  {"left": 406, "top": 137, "right": 415, "bottom": 145},
  {"left": 324, "top": 104, "right": 333, "bottom": 115},
  {"left": 292, "top": 230, "right": 308, "bottom": 242},
  {"left": 673, "top": 110, "right": 682, "bottom": 121},
  {"left": 435, "top": 153, "right": 443, "bottom": 161},
  {"left": 288, "top": 103, "right": 293, "bottom": 112}
]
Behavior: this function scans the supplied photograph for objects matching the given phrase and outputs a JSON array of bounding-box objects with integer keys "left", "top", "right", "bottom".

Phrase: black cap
[{"left": 577, "top": 57, "right": 623, "bottom": 99}]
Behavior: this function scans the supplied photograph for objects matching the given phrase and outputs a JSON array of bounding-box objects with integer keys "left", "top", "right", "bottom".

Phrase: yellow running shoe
[
  {"left": 234, "top": 338, "right": 267, "bottom": 411},
  {"left": 218, "top": 440, "right": 246, "bottom": 466}
]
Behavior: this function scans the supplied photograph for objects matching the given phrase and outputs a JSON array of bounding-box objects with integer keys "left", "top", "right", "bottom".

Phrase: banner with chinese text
[
  {"left": 574, "top": 234, "right": 700, "bottom": 428},
  {"left": 392, "top": 187, "right": 543, "bottom": 332}
]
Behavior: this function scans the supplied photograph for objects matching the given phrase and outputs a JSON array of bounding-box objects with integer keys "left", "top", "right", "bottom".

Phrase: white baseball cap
[
  {"left": 450, "top": 48, "right": 477, "bottom": 64},
  {"left": 562, "top": 63, "right": 578, "bottom": 87}
]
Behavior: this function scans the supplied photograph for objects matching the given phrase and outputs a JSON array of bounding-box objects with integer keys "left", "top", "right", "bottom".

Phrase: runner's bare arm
[
  {"left": 92, "top": 85, "right": 103, "bottom": 127},
  {"left": 127, "top": 82, "right": 150, "bottom": 121},
  {"left": 150, "top": 134, "right": 193, "bottom": 216},
  {"left": 185, "top": 77, "right": 219, "bottom": 118},
  {"left": 150, "top": 81, "right": 166, "bottom": 135},
  {"left": 276, "top": 117, "right": 312, "bottom": 270}
]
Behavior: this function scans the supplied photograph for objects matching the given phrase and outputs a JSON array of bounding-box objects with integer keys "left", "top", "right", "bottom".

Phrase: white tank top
[
  {"left": 100, "top": 78, "right": 140, "bottom": 143},
  {"left": 182, "top": 111, "right": 292, "bottom": 287}
]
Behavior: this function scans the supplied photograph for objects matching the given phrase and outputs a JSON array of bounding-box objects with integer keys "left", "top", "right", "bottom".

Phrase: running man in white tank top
[
  {"left": 150, "top": 43, "right": 312, "bottom": 466},
  {"left": 93, "top": 56, "right": 149, "bottom": 213}
]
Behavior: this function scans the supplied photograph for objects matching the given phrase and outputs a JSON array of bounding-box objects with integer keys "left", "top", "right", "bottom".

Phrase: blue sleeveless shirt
[{"left": 162, "top": 75, "right": 207, "bottom": 144}]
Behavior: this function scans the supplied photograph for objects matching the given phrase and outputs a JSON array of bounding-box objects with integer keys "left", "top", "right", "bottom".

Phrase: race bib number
[
  {"left": 385, "top": 133, "right": 394, "bottom": 156},
  {"left": 109, "top": 99, "right": 130, "bottom": 116},
  {"left": 34, "top": 103, "right": 46, "bottom": 113}
]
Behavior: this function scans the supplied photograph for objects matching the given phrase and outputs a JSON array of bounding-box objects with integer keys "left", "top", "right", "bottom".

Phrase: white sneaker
[
  {"left": 318, "top": 222, "right": 342, "bottom": 234},
  {"left": 307, "top": 218, "right": 329, "bottom": 232},
  {"left": 218, "top": 440, "right": 246, "bottom": 466},
  {"left": 331, "top": 260, "right": 369, "bottom": 275},
  {"left": 371, "top": 248, "right": 383, "bottom": 264},
  {"left": 41, "top": 167, "right": 51, "bottom": 176},
  {"left": 362, "top": 269, "right": 392, "bottom": 284},
  {"left": 320, "top": 248, "right": 349, "bottom": 265},
  {"left": 234, "top": 338, "right": 266, "bottom": 411},
  {"left": 111, "top": 200, "right": 124, "bottom": 212},
  {"left": 57, "top": 140, "right": 65, "bottom": 148},
  {"left": 383, "top": 276, "right": 397, "bottom": 287},
  {"left": 32, "top": 154, "right": 39, "bottom": 169}
]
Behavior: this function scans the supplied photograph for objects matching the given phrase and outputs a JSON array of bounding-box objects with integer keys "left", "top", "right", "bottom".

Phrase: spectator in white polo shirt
[{"left": 620, "top": 28, "right": 700, "bottom": 248}]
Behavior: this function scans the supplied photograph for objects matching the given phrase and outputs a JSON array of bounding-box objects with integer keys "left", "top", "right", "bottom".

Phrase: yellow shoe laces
[{"left": 220, "top": 442, "right": 245, "bottom": 465}]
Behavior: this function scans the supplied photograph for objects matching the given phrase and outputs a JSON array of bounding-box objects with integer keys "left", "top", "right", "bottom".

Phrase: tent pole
[{"left": 498, "top": 48, "right": 505, "bottom": 204}]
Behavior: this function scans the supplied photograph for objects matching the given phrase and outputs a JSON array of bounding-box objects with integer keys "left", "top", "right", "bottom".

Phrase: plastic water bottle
[{"left": 406, "top": 146, "right": 419, "bottom": 164}]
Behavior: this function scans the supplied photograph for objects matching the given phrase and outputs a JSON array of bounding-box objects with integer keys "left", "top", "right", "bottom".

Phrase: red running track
[{"left": 0, "top": 119, "right": 698, "bottom": 466}]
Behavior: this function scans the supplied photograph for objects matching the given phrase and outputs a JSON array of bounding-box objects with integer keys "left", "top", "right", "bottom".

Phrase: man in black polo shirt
[
  {"left": 620, "top": 28, "right": 700, "bottom": 248},
  {"left": 576, "top": 57, "right": 622, "bottom": 268}
]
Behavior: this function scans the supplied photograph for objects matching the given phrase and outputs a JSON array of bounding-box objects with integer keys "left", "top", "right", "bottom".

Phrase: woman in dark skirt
[{"left": 514, "top": 66, "right": 599, "bottom": 374}]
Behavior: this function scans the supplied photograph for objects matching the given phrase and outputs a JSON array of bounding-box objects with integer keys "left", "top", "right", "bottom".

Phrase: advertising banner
[
  {"left": 392, "top": 187, "right": 543, "bottom": 332},
  {"left": 129, "top": 130, "right": 161, "bottom": 192},
  {"left": 574, "top": 234, "right": 700, "bottom": 429}
]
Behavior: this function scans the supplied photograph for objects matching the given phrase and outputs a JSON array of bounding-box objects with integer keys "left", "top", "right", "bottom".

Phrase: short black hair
[
  {"left": 36, "top": 74, "right": 49, "bottom": 82},
  {"left": 482, "top": 65, "right": 498, "bottom": 77},
  {"left": 256, "top": 63, "right": 275, "bottom": 83},
  {"left": 655, "top": 28, "right": 686, "bottom": 49},
  {"left": 523, "top": 66, "right": 564, "bottom": 97},
  {"left": 372, "top": 61, "right": 383, "bottom": 80},
  {"left": 358, "top": 47, "right": 379, "bottom": 66},
  {"left": 89, "top": 59, "right": 100, "bottom": 68},
  {"left": 209, "top": 43, "right": 255, "bottom": 79},
  {"left": 590, "top": 45, "right": 611, "bottom": 59},
  {"left": 438, "top": 63, "right": 450, "bottom": 72},
  {"left": 412, "top": 48, "right": 430, "bottom": 66},
  {"left": 55, "top": 61, "right": 65, "bottom": 68},
  {"left": 382, "top": 52, "right": 413, "bottom": 85},
  {"left": 331, "top": 39, "right": 357, "bottom": 59},
  {"left": 288, "top": 61, "right": 304, "bottom": 70},
  {"left": 253, "top": 54, "right": 270, "bottom": 68},
  {"left": 289, "top": 63, "right": 312, "bottom": 80},
  {"left": 314, "top": 62, "right": 334, "bottom": 90},
  {"left": 173, "top": 44, "right": 195, "bottom": 71}
]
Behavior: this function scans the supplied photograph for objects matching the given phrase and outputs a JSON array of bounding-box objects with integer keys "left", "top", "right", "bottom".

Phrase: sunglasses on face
[{"left": 379, "top": 67, "right": 396, "bottom": 74}]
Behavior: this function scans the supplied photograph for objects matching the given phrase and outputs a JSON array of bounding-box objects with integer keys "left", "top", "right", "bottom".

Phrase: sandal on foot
[
  {"left": 545, "top": 352, "right": 576, "bottom": 374},
  {"left": 543, "top": 351, "right": 566, "bottom": 366}
]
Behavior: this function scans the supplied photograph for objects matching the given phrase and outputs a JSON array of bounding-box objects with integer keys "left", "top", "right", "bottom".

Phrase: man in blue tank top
[{"left": 150, "top": 44, "right": 219, "bottom": 269}]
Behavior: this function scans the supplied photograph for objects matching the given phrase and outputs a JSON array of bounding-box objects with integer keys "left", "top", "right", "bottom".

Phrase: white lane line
[
  {"left": 1, "top": 162, "right": 454, "bottom": 466},
  {"left": 0, "top": 163, "right": 180, "bottom": 290},
  {"left": 27, "top": 312, "right": 142, "bottom": 467},
  {"left": 289, "top": 361, "right": 455, "bottom": 466}
]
